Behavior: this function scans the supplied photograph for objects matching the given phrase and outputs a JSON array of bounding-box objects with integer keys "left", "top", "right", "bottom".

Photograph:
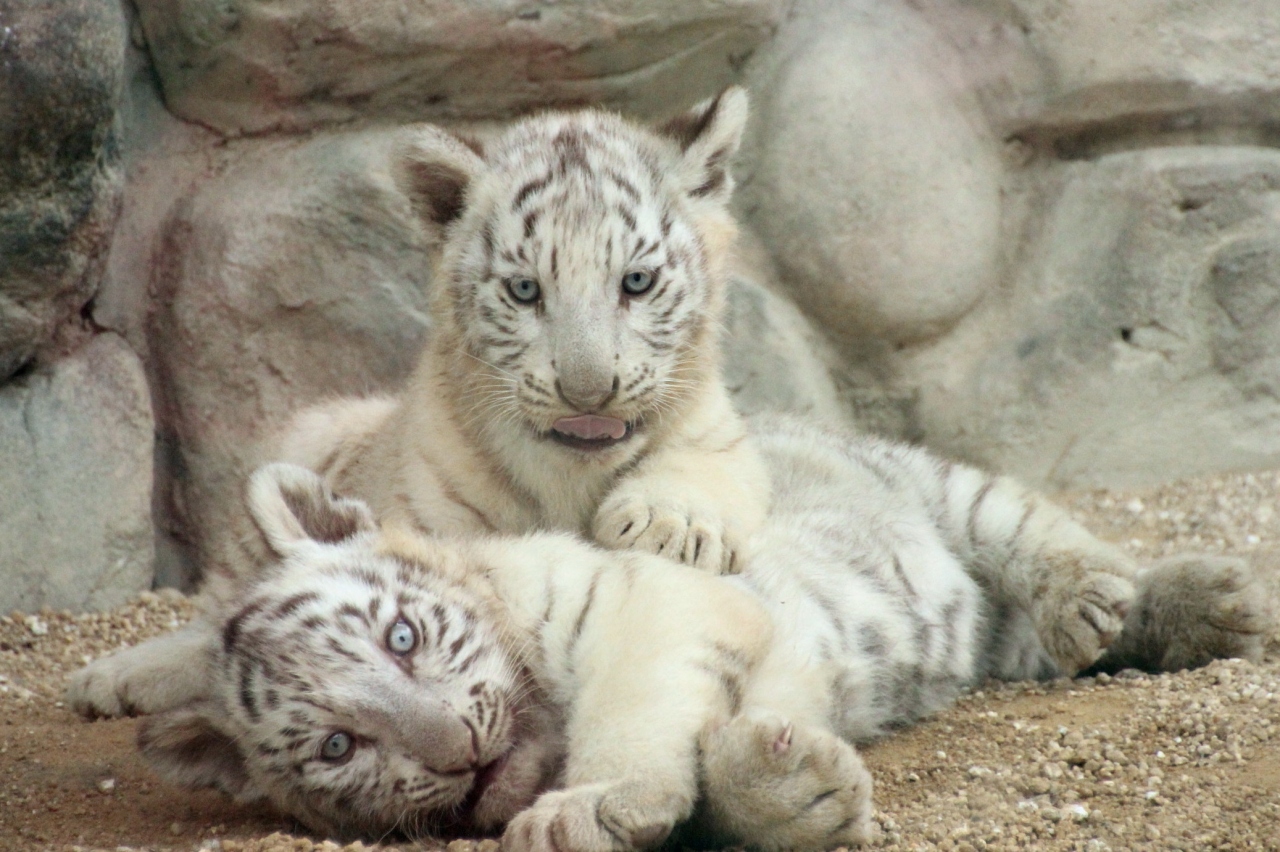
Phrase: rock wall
[
  {"left": 5, "top": 0, "right": 1280, "bottom": 605},
  {"left": 0, "top": 0, "right": 153, "bottom": 612},
  {"left": 132, "top": 0, "right": 786, "bottom": 134},
  {"left": 0, "top": 335, "right": 154, "bottom": 612},
  {"left": 738, "top": 0, "right": 1280, "bottom": 488}
]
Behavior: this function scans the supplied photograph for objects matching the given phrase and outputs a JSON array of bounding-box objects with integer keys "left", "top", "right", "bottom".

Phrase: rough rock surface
[
  {"left": 142, "top": 128, "right": 439, "bottom": 590},
  {"left": 734, "top": 0, "right": 1280, "bottom": 488},
  {"left": 723, "top": 234, "right": 855, "bottom": 428},
  {"left": 0, "top": 0, "right": 127, "bottom": 379},
  {"left": 1010, "top": 0, "right": 1280, "bottom": 136},
  {"left": 132, "top": 0, "right": 784, "bottom": 135},
  {"left": 916, "top": 146, "right": 1280, "bottom": 489},
  {"left": 0, "top": 333, "right": 154, "bottom": 613}
]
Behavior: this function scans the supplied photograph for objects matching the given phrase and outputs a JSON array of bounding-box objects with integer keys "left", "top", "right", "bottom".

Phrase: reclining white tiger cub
[
  {"left": 72, "top": 416, "right": 1272, "bottom": 851},
  {"left": 272, "top": 85, "right": 768, "bottom": 579}
]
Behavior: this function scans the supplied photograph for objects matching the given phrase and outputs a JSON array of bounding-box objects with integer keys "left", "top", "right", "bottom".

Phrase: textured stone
[
  {"left": 142, "top": 128, "right": 438, "bottom": 588},
  {"left": 737, "top": 0, "right": 1004, "bottom": 349},
  {"left": 133, "top": 0, "right": 784, "bottom": 135},
  {"left": 722, "top": 235, "right": 854, "bottom": 428},
  {"left": 1011, "top": 0, "right": 1280, "bottom": 135},
  {"left": 0, "top": 334, "right": 154, "bottom": 613},
  {"left": 0, "top": 0, "right": 127, "bottom": 379},
  {"left": 915, "top": 147, "right": 1280, "bottom": 488}
]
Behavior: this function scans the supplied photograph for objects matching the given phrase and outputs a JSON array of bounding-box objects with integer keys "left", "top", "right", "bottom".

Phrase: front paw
[
  {"left": 65, "top": 628, "right": 213, "bottom": 719},
  {"left": 67, "top": 648, "right": 150, "bottom": 718},
  {"left": 503, "top": 781, "right": 687, "bottom": 852},
  {"left": 1032, "top": 546, "right": 1137, "bottom": 674},
  {"left": 696, "top": 714, "right": 874, "bottom": 851},
  {"left": 593, "top": 488, "right": 737, "bottom": 574}
]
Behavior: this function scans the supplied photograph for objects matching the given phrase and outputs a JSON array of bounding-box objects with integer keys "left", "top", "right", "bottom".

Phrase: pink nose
[
  {"left": 556, "top": 375, "right": 619, "bottom": 411},
  {"left": 360, "top": 699, "right": 477, "bottom": 774}
]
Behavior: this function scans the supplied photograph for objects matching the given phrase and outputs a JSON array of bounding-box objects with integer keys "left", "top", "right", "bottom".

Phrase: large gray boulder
[
  {"left": 736, "top": 0, "right": 1005, "bottom": 350},
  {"left": 132, "top": 0, "right": 785, "bottom": 135},
  {"left": 0, "top": 334, "right": 154, "bottom": 613},
  {"left": 0, "top": 0, "right": 128, "bottom": 379},
  {"left": 138, "top": 129, "right": 439, "bottom": 589},
  {"left": 723, "top": 235, "right": 860, "bottom": 429}
]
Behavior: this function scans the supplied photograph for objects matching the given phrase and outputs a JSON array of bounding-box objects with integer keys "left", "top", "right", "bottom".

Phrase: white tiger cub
[
  {"left": 83, "top": 417, "right": 1272, "bottom": 850},
  {"left": 276, "top": 87, "right": 768, "bottom": 577}
]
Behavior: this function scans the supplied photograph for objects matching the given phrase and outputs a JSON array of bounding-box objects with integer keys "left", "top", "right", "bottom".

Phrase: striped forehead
[
  {"left": 493, "top": 113, "right": 664, "bottom": 179},
  {"left": 493, "top": 120, "right": 665, "bottom": 214},
  {"left": 225, "top": 557, "right": 455, "bottom": 651}
]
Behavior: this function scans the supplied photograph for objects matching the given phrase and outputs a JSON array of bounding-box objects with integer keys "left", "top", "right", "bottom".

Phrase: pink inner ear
[
  {"left": 772, "top": 724, "right": 794, "bottom": 756},
  {"left": 553, "top": 414, "right": 627, "bottom": 440}
]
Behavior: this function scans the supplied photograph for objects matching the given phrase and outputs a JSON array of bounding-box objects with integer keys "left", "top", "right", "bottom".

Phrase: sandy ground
[{"left": 3, "top": 471, "right": 1280, "bottom": 852}]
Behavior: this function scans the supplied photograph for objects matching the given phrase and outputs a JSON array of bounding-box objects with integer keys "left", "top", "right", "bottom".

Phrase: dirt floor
[{"left": 3, "top": 471, "right": 1280, "bottom": 852}]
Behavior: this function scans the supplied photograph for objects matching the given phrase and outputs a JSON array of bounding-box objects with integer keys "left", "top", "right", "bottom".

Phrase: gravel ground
[{"left": 2, "top": 472, "right": 1278, "bottom": 852}]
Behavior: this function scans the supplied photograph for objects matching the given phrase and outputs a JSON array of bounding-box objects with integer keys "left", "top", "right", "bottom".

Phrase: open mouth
[{"left": 548, "top": 414, "right": 635, "bottom": 452}]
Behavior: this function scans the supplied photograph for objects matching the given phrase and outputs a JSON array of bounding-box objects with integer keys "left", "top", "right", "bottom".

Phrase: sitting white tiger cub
[
  {"left": 71, "top": 417, "right": 1273, "bottom": 850},
  {"left": 274, "top": 86, "right": 768, "bottom": 577}
]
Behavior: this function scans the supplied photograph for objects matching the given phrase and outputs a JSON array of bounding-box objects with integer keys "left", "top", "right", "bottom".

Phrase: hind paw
[
  {"left": 1133, "top": 554, "right": 1275, "bottom": 671},
  {"left": 1032, "top": 546, "right": 1137, "bottom": 674},
  {"left": 697, "top": 713, "right": 873, "bottom": 851}
]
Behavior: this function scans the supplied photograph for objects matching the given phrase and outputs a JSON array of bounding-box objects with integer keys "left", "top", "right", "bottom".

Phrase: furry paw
[
  {"left": 503, "top": 782, "right": 687, "bottom": 852},
  {"left": 1103, "top": 554, "right": 1276, "bottom": 673},
  {"left": 65, "top": 627, "right": 214, "bottom": 719},
  {"left": 694, "top": 713, "right": 874, "bottom": 851},
  {"left": 593, "top": 486, "right": 738, "bottom": 573},
  {"left": 1031, "top": 545, "right": 1137, "bottom": 675}
]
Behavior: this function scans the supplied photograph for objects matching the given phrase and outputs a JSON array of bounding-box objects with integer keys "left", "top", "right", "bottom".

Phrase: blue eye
[
  {"left": 506, "top": 277, "right": 541, "bottom": 304},
  {"left": 621, "top": 270, "right": 654, "bottom": 296},
  {"left": 320, "top": 731, "right": 353, "bottom": 761},
  {"left": 387, "top": 619, "right": 417, "bottom": 655}
]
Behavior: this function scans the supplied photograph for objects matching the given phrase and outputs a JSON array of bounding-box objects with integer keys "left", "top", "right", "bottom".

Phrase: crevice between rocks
[{"left": 1011, "top": 108, "right": 1280, "bottom": 162}]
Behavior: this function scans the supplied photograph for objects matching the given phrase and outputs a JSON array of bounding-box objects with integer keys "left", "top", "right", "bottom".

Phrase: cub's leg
[
  {"left": 689, "top": 713, "right": 874, "bottom": 852},
  {"left": 503, "top": 560, "right": 771, "bottom": 852},
  {"left": 1091, "top": 553, "right": 1276, "bottom": 674},
  {"left": 593, "top": 396, "right": 769, "bottom": 575},
  {"left": 66, "top": 622, "right": 217, "bottom": 718},
  {"left": 931, "top": 465, "right": 1137, "bottom": 673}
]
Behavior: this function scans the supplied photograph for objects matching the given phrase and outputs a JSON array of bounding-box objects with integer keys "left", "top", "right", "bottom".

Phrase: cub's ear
[
  {"left": 393, "top": 126, "right": 487, "bottom": 229},
  {"left": 657, "top": 86, "right": 749, "bottom": 202},
  {"left": 247, "top": 463, "right": 376, "bottom": 557},
  {"left": 137, "top": 704, "right": 261, "bottom": 800}
]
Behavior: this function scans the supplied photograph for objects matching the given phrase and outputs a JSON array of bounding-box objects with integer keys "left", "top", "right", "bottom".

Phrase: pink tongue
[{"left": 553, "top": 414, "right": 627, "bottom": 441}]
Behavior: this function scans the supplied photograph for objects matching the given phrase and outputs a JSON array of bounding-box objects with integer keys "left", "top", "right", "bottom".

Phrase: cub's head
[
  {"left": 138, "top": 464, "right": 561, "bottom": 839},
  {"left": 395, "top": 89, "right": 748, "bottom": 458}
]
